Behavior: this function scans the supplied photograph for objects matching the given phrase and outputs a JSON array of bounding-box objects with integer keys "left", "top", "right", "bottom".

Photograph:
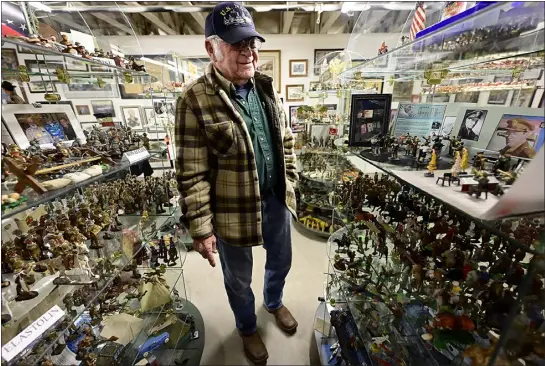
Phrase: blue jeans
[{"left": 216, "top": 193, "right": 292, "bottom": 335}]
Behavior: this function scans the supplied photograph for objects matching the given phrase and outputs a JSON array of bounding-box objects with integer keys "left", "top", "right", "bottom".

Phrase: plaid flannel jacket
[{"left": 175, "top": 63, "right": 298, "bottom": 247}]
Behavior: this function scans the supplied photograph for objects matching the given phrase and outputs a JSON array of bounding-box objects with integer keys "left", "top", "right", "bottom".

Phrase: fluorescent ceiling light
[
  {"left": 28, "top": 2, "right": 52, "bottom": 12},
  {"left": 383, "top": 3, "right": 417, "bottom": 11},
  {"left": 341, "top": 2, "right": 371, "bottom": 13}
]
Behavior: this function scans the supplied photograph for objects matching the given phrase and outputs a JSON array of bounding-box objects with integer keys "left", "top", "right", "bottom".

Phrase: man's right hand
[{"left": 193, "top": 235, "right": 217, "bottom": 267}]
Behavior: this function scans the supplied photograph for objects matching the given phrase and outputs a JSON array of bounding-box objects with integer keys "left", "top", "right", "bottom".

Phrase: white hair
[{"left": 206, "top": 35, "right": 224, "bottom": 62}]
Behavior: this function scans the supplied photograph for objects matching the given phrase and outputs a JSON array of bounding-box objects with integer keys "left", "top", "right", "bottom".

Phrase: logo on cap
[{"left": 220, "top": 4, "right": 253, "bottom": 27}]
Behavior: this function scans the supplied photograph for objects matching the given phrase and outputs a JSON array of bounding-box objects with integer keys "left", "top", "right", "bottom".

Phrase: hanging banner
[{"left": 393, "top": 103, "right": 447, "bottom": 138}]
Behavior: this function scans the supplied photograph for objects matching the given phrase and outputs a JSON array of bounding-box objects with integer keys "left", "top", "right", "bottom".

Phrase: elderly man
[{"left": 175, "top": 2, "right": 298, "bottom": 364}]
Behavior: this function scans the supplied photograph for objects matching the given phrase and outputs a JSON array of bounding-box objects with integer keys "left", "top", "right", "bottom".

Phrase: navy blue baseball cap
[{"left": 205, "top": 2, "right": 265, "bottom": 44}]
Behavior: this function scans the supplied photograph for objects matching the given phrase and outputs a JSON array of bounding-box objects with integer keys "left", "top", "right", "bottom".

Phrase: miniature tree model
[
  {"left": 461, "top": 147, "right": 470, "bottom": 172},
  {"left": 451, "top": 150, "right": 462, "bottom": 177},
  {"left": 425, "top": 149, "right": 437, "bottom": 177}
]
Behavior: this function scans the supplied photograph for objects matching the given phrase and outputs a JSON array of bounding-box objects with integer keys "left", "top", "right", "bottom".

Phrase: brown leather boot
[
  {"left": 241, "top": 331, "right": 268, "bottom": 365},
  {"left": 266, "top": 305, "right": 298, "bottom": 334}
]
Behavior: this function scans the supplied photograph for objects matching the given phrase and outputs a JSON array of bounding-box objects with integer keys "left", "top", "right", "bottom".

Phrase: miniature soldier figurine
[
  {"left": 319, "top": 136, "right": 324, "bottom": 148},
  {"left": 158, "top": 237, "right": 168, "bottom": 261},
  {"left": 168, "top": 241, "right": 178, "bottom": 266},
  {"left": 150, "top": 246, "right": 160, "bottom": 268},
  {"left": 493, "top": 153, "right": 511, "bottom": 174},
  {"left": 15, "top": 268, "right": 39, "bottom": 301},
  {"left": 472, "top": 152, "right": 487, "bottom": 171},
  {"left": 390, "top": 141, "right": 400, "bottom": 160},
  {"left": 141, "top": 133, "right": 150, "bottom": 150}
]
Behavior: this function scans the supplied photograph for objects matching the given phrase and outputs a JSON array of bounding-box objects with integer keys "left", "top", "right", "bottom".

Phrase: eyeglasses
[{"left": 231, "top": 37, "right": 262, "bottom": 51}]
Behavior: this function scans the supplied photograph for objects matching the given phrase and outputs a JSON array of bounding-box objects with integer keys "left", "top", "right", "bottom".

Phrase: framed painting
[
  {"left": 286, "top": 84, "right": 304, "bottom": 102},
  {"left": 27, "top": 81, "right": 57, "bottom": 93},
  {"left": 257, "top": 50, "right": 281, "bottom": 91},
  {"left": 289, "top": 59, "right": 308, "bottom": 77},
  {"left": 1, "top": 49, "right": 19, "bottom": 71},
  {"left": 313, "top": 49, "right": 343, "bottom": 76},
  {"left": 121, "top": 106, "right": 144, "bottom": 130},
  {"left": 91, "top": 100, "right": 115, "bottom": 117},
  {"left": 76, "top": 105, "right": 91, "bottom": 115}
]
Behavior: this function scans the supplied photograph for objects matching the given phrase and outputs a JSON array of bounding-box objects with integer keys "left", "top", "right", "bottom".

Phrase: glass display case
[
  {"left": 1, "top": 6, "right": 204, "bottom": 365},
  {"left": 314, "top": 2, "right": 545, "bottom": 366}
]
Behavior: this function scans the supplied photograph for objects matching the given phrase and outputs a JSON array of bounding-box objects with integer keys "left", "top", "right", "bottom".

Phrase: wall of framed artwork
[{"left": 2, "top": 104, "right": 86, "bottom": 149}]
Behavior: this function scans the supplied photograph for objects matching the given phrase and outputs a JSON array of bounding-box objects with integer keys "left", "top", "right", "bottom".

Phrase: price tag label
[
  {"left": 329, "top": 127, "right": 338, "bottom": 136},
  {"left": 121, "top": 147, "right": 150, "bottom": 164}
]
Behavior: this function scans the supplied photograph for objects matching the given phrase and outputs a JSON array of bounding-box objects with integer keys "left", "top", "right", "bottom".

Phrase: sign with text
[
  {"left": 121, "top": 147, "right": 150, "bottom": 165},
  {"left": 2, "top": 305, "right": 65, "bottom": 362},
  {"left": 393, "top": 103, "right": 447, "bottom": 138}
]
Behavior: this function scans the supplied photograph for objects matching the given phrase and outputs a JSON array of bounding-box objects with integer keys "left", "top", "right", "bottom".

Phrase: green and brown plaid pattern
[{"left": 175, "top": 63, "right": 297, "bottom": 247}]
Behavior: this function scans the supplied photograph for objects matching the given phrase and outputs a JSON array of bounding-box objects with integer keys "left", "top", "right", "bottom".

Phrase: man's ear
[{"left": 205, "top": 41, "right": 216, "bottom": 62}]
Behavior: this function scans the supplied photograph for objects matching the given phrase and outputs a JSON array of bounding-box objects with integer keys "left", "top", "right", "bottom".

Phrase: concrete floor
[{"left": 181, "top": 221, "right": 328, "bottom": 365}]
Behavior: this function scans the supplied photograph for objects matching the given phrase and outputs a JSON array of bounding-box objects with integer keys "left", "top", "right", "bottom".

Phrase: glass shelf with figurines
[
  {"left": 1, "top": 185, "right": 192, "bottom": 365},
  {"left": 340, "top": 2, "right": 545, "bottom": 80},
  {"left": 319, "top": 148, "right": 544, "bottom": 366}
]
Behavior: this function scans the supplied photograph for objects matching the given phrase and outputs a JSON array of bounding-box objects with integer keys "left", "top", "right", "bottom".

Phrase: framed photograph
[
  {"left": 27, "top": 81, "right": 57, "bottom": 93},
  {"left": 348, "top": 94, "right": 392, "bottom": 147},
  {"left": 257, "top": 50, "right": 281, "bottom": 91},
  {"left": 121, "top": 106, "right": 144, "bottom": 130},
  {"left": 24, "top": 59, "right": 64, "bottom": 73},
  {"left": 289, "top": 105, "right": 301, "bottom": 127},
  {"left": 1, "top": 49, "right": 19, "bottom": 71},
  {"left": 2, "top": 104, "right": 85, "bottom": 149},
  {"left": 487, "top": 90, "right": 509, "bottom": 105},
  {"left": 313, "top": 49, "right": 343, "bottom": 76},
  {"left": 440, "top": 116, "right": 457, "bottom": 136},
  {"left": 486, "top": 114, "right": 545, "bottom": 158},
  {"left": 455, "top": 91, "right": 480, "bottom": 103},
  {"left": 90, "top": 64, "right": 111, "bottom": 72},
  {"left": 511, "top": 88, "right": 535, "bottom": 108},
  {"left": 62, "top": 77, "right": 119, "bottom": 98},
  {"left": 91, "top": 100, "right": 115, "bottom": 117},
  {"left": 289, "top": 59, "right": 308, "bottom": 77},
  {"left": 309, "top": 81, "right": 321, "bottom": 91},
  {"left": 76, "top": 105, "right": 91, "bottom": 115},
  {"left": 286, "top": 84, "right": 304, "bottom": 102},
  {"left": 66, "top": 59, "right": 89, "bottom": 72},
  {"left": 457, "top": 109, "right": 487, "bottom": 141}
]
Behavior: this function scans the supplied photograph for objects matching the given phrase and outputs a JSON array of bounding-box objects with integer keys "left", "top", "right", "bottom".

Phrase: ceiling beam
[
  {"left": 161, "top": 12, "right": 176, "bottom": 30},
  {"left": 47, "top": 15, "right": 90, "bottom": 33},
  {"left": 180, "top": 2, "right": 206, "bottom": 32},
  {"left": 91, "top": 13, "right": 133, "bottom": 34},
  {"left": 126, "top": 2, "right": 177, "bottom": 35},
  {"left": 282, "top": 11, "right": 294, "bottom": 34},
  {"left": 319, "top": 11, "right": 341, "bottom": 34}
]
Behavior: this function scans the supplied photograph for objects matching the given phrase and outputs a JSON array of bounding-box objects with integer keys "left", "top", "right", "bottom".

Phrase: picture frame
[
  {"left": 65, "top": 59, "right": 89, "bottom": 72},
  {"left": 289, "top": 105, "right": 302, "bottom": 127},
  {"left": 457, "top": 109, "right": 487, "bottom": 141},
  {"left": 1, "top": 49, "right": 19, "bottom": 71},
  {"left": 348, "top": 94, "right": 392, "bottom": 147},
  {"left": 313, "top": 49, "right": 343, "bottom": 76},
  {"left": 285, "top": 84, "right": 305, "bottom": 102},
  {"left": 2, "top": 104, "right": 86, "bottom": 149},
  {"left": 89, "top": 64, "right": 112, "bottom": 72},
  {"left": 121, "top": 106, "right": 145, "bottom": 130},
  {"left": 486, "top": 113, "right": 544, "bottom": 159},
  {"left": 256, "top": 50, "right": 281, "bottom": 91},
  {"left": 91, "top": 100, "right": 116, "bottom": 117},
  {"left": 487, "top": 90, "right": 509, "bottom": 105},
  {"left": 289, "top": 59, "right": 308, "bottom": 77},
  {"left": 24, "top": 59, "right": 64, "bottom": 74},
  {"left": 27, "top": 81, "right": 57, "bottom": 93},
  {"left": 76, "top": 105, "right": 91, "bottom": 115}
]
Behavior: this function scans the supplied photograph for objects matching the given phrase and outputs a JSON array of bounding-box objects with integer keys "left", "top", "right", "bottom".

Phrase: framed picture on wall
[
  {"left": 455, "top": 91, "right": 480, "bottom": 103},
  {"left": 487, "top": 90, "right": 509, "bottom": 105},
  {"left": 486, "top": 114, "right": 544, "bottom": 158},
  {"left": 2, "top": 104, "right": 85, "bottom": 149},
  {"left": 256, "top": 50, "right": 281, "bottom": 91},
  {"left": 76, "top": 105, "right": 91, "bottom": 115},
  {"left": 313, "top": 49, "right": 343, "bottom": 76},
  {"left": 27, "top": 81, "right": 57, "bottom": 93},
  {"left": 289, "top": 105, "right": 301, "bottom": 127},
  {"left": 286, "top": 84, "right": 304, "bottom": 102},
  {"left": 66, "top": 59, "right": 89, "bottom": 72},
  {"left": 121, "top": 106, "right": 144, "bottom": 130},
  {"left": 289, "top": 59, "right": 308, "bottom": 77},
  {"left": 457, "top": 109, "right": 487, "bottom": 141},
  {"left": 91, "top": 100, "right": 115, "bottom": 117},
  {"left": 348, "top": 93, "right": 392, "bottom": 147},
  {"left": 1, "top": 49, "right": 19, "bottom": 71}
]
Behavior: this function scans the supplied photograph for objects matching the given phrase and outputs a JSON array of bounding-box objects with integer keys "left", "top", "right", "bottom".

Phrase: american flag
[
  {"left": 1, "top": 2, "right": 30, "bottom": 38},
  {"left": 409, "top": 2, "right": 426, "bottom": 41}
]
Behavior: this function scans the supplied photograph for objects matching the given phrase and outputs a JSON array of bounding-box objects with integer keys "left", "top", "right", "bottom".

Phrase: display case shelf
[{"left": 341, "top": 2, "right": 545, "bottom": 80}]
